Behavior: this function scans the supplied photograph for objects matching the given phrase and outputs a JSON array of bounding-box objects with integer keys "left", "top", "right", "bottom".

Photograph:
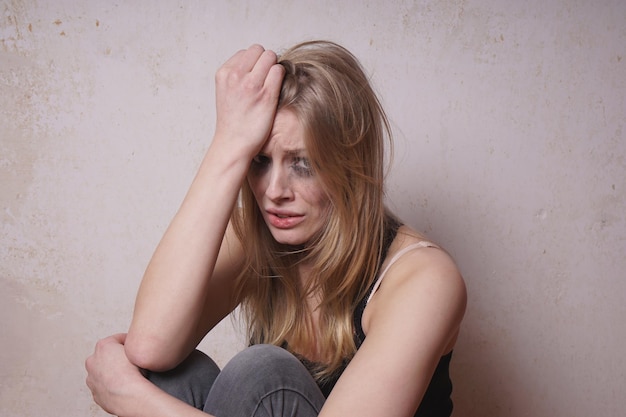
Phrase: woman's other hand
[{"left": 85, "top": 333, "right": 146, "bottom": 416}]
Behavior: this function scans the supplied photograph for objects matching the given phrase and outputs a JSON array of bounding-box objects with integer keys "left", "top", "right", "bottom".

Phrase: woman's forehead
[{"left": 263, "top": 110, "right": 308, "bottom": 155}]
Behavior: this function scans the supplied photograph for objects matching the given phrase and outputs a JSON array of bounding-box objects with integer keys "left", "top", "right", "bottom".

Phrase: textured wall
[{"left": 1, "top": 1, "right": 624, "bottom": 416}]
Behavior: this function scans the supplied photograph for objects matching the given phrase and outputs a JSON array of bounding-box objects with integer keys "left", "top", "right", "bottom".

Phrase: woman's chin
[
  {"left": 268, "top": 230, "right": 311, "bottom": 248},
  {"left": 271, "top": 235, "right": 307, "bottom": 247}
]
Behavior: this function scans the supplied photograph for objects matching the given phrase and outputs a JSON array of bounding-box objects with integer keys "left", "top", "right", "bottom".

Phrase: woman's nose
[{"left": 265, "top": 167, "right": 294, "bottom": 201}]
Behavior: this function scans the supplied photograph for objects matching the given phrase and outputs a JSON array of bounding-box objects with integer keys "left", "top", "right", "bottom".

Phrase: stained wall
[{"left": 1, "top": 1, "right": 624, "bottom": 416}]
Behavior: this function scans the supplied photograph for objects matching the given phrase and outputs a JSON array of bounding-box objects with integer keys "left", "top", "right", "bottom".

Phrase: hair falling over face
[{"left": 231, "top": 40, "right": 394, "bottom": 382}]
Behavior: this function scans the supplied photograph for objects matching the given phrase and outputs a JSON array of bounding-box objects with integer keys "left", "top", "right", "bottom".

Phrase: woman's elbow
[{"left": 124, "top": 332, "right": 179, "bottom": 372}]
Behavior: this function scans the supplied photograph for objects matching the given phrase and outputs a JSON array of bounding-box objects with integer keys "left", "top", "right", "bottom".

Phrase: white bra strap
[{"left": 366, "top": 241, "right": 439, "bottom": 304}]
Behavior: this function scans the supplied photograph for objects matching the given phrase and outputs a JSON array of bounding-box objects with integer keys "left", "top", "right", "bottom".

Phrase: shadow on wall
[
  {"left": 421, "top": 203, "right": 586, "bottom": 417},
  {"left": 453, "top": 315, "right": 571, "bottom": 416},
  {"left": 396, "top": 190, "right": 538, "bottom": 416},
  {"left": 452, "top": 316, "right": 513, "bottom": 416},
  {"left": 396, "top": 203, "right": 514, "bottom": 415}
]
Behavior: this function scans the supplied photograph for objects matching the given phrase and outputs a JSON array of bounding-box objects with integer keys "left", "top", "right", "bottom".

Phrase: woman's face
[{"left": 248, "top": 110, "right": 330, "bottom": 246}]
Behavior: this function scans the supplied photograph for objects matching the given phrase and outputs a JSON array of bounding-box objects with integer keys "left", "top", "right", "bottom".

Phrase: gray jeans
[{"left": 146, "top": 344, "right": 326, "bottom": 417}]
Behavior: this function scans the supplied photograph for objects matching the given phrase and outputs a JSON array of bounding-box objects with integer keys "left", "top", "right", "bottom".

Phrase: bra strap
[{"left": 366, "top": 241, "right": 439, "bottom": 304}]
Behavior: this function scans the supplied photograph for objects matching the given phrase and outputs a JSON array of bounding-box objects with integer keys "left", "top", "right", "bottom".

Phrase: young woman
[{"left": 85, "top": 40, "right": 466, "bottom": 417}]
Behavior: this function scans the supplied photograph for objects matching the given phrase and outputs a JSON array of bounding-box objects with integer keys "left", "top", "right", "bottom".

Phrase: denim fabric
[
  {"left": 145, "top": 349, "right": 220, "bottom": 409},
  {"left": 147, "top": 344, "right": 325, "bottom": 417}
]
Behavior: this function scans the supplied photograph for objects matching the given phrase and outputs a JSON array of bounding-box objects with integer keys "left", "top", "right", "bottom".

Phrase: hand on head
[{"left": 213, "top": 44, "right": 286, "bottom": 159}]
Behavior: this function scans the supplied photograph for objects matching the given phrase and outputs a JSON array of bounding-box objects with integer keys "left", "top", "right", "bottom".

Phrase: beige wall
[{"left": 1, "top": 1, "right": 624, "bottom": 416}]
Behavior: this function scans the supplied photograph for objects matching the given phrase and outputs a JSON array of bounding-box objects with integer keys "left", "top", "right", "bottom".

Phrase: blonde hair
[{"left": 231, "top": 40, "right": 393, "bottom": 382}]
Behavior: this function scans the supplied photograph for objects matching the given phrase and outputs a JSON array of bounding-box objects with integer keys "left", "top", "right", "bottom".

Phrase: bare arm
[
  {"left": 124, "top": 45, "right": 285, "bottom": 371},
  {"left": 320, "top": 246, "right": 467, "bottom": 417},
  {"left": 85, "top": 44, "right": 285, "bottom": 416}
]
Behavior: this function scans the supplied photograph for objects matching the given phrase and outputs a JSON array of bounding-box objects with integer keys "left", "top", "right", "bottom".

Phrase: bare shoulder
[
  {"left": 383, "top": 225, "right": 464, "bottom": 288},
  {"left": 362, "top": 225, "right": 467, "bottom": 351}
]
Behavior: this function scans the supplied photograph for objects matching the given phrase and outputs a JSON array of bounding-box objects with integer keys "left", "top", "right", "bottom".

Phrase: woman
[{"left": 85, "top": 40, "right": 466, "bottom": 417}]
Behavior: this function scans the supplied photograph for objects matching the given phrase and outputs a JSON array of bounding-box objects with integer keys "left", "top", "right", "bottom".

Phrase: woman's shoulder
[
  {"left": 383, "top": 225, "right": 457, "bottom": 275},
  {"left": 363, "top": 224, "right": 466, "bottom": 338}
]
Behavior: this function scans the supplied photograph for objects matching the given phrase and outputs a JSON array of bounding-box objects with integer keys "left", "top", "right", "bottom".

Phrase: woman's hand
[
  {"left": 213, "top": 44, "right": 285, "bottom": 159},
  {"left": 85, "top": 333, "right": 147, "bottom": 416}
]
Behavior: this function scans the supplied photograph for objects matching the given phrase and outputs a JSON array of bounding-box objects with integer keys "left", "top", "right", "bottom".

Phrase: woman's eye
[
  {"left": 252, "top": 155, "right": 270, "bottom": 166},
  {"left": 292, "top": 157, "right": 313, "bottom": 176},
  {"left": 250, "top": 155, "right": 270, "bottom": 172}
]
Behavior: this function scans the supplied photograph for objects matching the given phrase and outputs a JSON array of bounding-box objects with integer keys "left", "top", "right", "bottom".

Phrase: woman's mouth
[{"left": 266, "top": 210, "right": 304, "bottom": 229}]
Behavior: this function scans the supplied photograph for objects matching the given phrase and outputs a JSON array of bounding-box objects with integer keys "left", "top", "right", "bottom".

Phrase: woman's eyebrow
[{"left": 285, "top": 149, "right": 307, "bottom": 157}]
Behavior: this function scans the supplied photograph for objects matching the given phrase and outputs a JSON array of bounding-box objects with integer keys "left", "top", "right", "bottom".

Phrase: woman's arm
[
  {"left": 86, "top": 44, "right": 285, "bottom": 416},
  {"left": 122, "top": 44, "right": 285, "bottom": 371},
  {"left": 320, "top": 246, "right": 467, "bottom": 417}
]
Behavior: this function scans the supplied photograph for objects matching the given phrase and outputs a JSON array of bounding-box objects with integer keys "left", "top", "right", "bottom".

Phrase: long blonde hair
[{"left": 231, "top": 40, "right": 393, "bottom": 381}]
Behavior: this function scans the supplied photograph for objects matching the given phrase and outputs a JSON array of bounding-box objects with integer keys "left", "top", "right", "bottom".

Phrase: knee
[
  {"left": 224, "top": 344, "right": 299, "bottom": 377},
  {"left": 234, "top": 344, "right": 296, "bottom": 364},
  {"left": 216, "top": 344, "right": 305, "bottom": 390},
  {"left": 205, "top": 345, "right": 324, "bottom": 415}
]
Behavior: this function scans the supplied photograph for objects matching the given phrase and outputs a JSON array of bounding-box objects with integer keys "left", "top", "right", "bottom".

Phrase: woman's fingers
[
  {"left": 265, "top": 63, "right": 286, "bottom": 98},
  {"left": 223, "top": 44, "right": 266, "bottom": 73},
  {"left": 250, "top": 49, "right": 279, "bottom": 83},
  {"left": 219, "top": 45, "right": 280, "bottom": 89},
  {"left": 110, "top": 333, "right": 127, "bottom": 344}
]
